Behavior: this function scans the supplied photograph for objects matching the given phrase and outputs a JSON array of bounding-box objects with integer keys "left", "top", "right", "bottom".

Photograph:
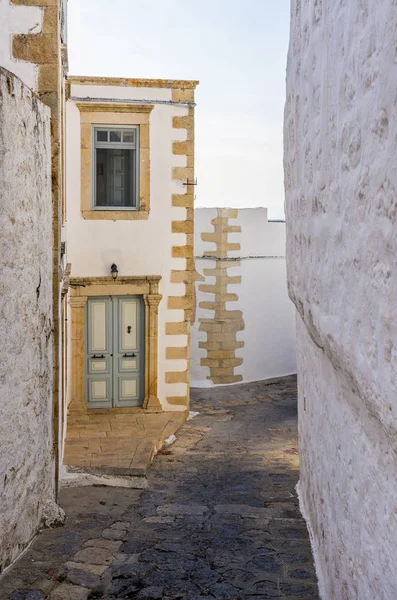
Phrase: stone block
[
  {"left": 172, "top": 245, "right": 193, "bottom": 258},
  {"left": 172, "top": 140, "right": 194, "bottom": 156},
  {"left": 13, "top": 34, "right": 57, "bottom": 64},
  {"left": 172, "top": 193, "right": 194, "bottom": 208},
  {"left": 166, "top": 347, "right": 188, "bottom": 359},
  {"left": 50, "top": 584, "right": 88, "bottom": 600},
  {"left": 168, "top": 296, "right": 191, "bottom": 310},
  {"left": 172, "top": 220, "right": 194, "bottom": 234},
  {"left": 165, "top": 371, "right": 188, "bottom": 384},
  {"left": 172, "top": 88, "right": 195, "bottom": 103},
  {"left": 65, "top": 561, "right": 109, "bottom": 576},
  {"left": 73, "top": 547, "right": 114, "bottom": 566},
  {"left": 166, "top": 322, "right": 189, "bottom": 335},
  {"left": 157, "top": 504, "right": 208, "bottom": 516},
  {"left": 82, "top": 538, "right": 122, "bottom": 551},
  {"left": 102, "top": 528, "right": 127, "bottom": 540}
]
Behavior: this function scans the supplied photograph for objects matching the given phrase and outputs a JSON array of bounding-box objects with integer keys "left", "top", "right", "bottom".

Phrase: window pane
[
  {"left": 109, "top": 130, "right": 122, "bottom": 142},
  {"left": 123, "top": 131, "right": 135, "bottom": 144},
  {"left": 96, "top": 130, "right": 108, "bottom": 142},
  {"left": 95, "top": 148, "right": 136, "bottom": 208}
]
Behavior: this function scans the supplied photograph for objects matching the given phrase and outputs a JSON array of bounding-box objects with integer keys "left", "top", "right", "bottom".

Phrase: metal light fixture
[{"left": 111, "top": 263, "right": 118, "bottom": 280}]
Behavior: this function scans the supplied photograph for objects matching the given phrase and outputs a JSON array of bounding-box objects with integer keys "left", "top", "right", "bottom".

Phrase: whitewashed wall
[
  {"left": 66, "top": 84, "right": 190, "bottom": 410},
  {"left": 0, "top": 69, "right": 54, "bottom": 572},
  {"left": 285, "top": 1, "right": 397, "bottom": 598},
  {"left": 191, "top": 207, "right": 296, "bottom": 386}
]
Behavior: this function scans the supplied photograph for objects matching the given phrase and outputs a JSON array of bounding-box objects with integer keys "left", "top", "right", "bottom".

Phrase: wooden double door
[{"left": 85, "top": 296, "right": 144, "bottom": 408}]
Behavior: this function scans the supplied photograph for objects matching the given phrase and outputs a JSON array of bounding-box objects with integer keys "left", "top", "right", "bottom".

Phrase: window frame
[{"left": 92, "top": 125, "right": 140, "bottom": 211}]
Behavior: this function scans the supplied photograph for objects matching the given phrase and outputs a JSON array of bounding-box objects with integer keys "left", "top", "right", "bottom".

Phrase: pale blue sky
[{"left": 68, "top": 0, "right": 290, "bottom": 219}]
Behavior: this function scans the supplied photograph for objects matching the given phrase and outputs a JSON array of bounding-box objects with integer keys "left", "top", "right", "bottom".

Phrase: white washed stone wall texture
[
  {"left": 285, "top": 1, "right": 397, "bottom": 598},
  {"left": 0, "top": 68, "right": 54, "bottom": 572}
]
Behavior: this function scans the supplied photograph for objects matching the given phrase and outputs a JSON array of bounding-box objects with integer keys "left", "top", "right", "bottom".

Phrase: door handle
[
  {"left": 123, "top": 353, "right": 136, "bottom": 358},
  {"left": 92, "top": 354, "right": 105, "bottom": 359}
]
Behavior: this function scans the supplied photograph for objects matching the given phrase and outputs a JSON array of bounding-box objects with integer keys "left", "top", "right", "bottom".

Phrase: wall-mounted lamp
[{"left": 111, "top": 263, "right": 119, "bottom": 280}]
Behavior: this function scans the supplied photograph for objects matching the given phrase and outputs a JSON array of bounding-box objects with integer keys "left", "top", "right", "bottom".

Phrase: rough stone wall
[
  {"left": 285, "top": 1, "right": 397, "bottom": 597},
  {"left": 0, "top": 69, "right": 54, "bottom": 572},
  {"left": 10, "top": 0, "right": 67, "bottom": 489}
]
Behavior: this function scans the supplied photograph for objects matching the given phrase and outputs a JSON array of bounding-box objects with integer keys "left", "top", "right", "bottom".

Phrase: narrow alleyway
[{"left": 1, "top": 376, "right": 319, "bottom": 600}]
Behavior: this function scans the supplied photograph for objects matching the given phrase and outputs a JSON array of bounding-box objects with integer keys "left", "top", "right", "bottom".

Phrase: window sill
[{"left": 82, "top": 210, "right": 149, "bottom": 221}]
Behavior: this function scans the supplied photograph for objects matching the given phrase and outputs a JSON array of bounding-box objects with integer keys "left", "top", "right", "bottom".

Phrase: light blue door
[{"left": 86, "top": 296, "right": 144, "bottom": 409}]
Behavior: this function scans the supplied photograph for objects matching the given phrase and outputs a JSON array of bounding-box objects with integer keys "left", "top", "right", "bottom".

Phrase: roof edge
[{"left": 67, "top": 76, "right": 199, "bottom": 90}]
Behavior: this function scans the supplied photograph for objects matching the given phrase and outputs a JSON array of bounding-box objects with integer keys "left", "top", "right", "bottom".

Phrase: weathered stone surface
[
  {"left": 285, "top": 2, "right": 397, "bottom": 598},
  {"left": 214, "top": 504, "right": 272, "bottom": 519},
  {"left": 109, "top": 521, "right": 130, "bottom": 530},
  {"left": 8, "top": 592, "right": 46, "bottom": 600},
  {"left": 157, "top": 504, "right": 208, "bottom": 516},
  {"left": 0, "top": 68, "right": 54, "bottom": 574},
  {"left": 142, "top": 516, "right": 175, "bottom": 524},
  {"left": 64, "top": 568, "right": 100, "bottom": 589},
  {"left": 65, "top": 561, "right": 109, "bottom": 576},
  {"left": 101, "top": 528, "right": 126, "bottom": 541},
  {"left": 50, "top": 584, "right": 88, "bottom": 600},
  {"left": 136, "top": 586, "right": 164, "bottom": 599},
  {"left": 73, "top": 547, "right": 114, "bottom": 566},
  {"left": 2, "top": 379, "right": 319, "bottom": 599},
  {"left": 82, "top": 538, "right": 122, "bottom": 552},
  {"left": 41, "top": 500, "right": 66, "bottom": 529}
]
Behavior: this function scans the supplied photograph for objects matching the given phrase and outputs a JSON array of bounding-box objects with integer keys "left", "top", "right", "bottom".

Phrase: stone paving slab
[
  {"left": 0, "top": 376, "right": 320, "bottom": 599},
  {"left": 63, "top": 411, "right": 187, "bottom": 475}
]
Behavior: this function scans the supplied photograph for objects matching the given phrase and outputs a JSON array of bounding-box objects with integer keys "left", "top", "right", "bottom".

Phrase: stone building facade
[
  {"left": 64, "top": 77, "right": 197, "bottom": 416},
  {"left": 285, "top": 1, "right": 397, "bottom": 598},
  {"left": 191, "top": 207, "right": 296, "bottom": 386}
]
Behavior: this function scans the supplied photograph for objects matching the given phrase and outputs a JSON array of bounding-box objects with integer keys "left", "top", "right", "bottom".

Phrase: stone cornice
[
  {"left": 68, "top": 76, "right": 199, "bottom": 90},
  {"left": 69, "top": 276, "right": 161, "bottom": 287},
  {"left": 76, "top": 102, "right": 153, "bottom": 114}
]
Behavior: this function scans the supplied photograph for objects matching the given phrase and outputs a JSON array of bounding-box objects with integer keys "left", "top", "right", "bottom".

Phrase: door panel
[
  {"left": 88, "top": 301, "right": 108, "bottom": 352},
  {"left": 114, "top": 297, "right": 143, "bottom": 407},
  {"left": 85, "top": 296, "right": 144, "bottom": 409},
  {"left": 86, "top": 298, "right": 113, "bottom": 408},
  {"left": 118, "top": 357, "right": 138, "bottom": 372},
  {"left": 119, "top": 299, "right": 138, "bottom": 351},
  {"left": 89, "top": 359, "right": 108, "bottom": 373},
  {"left": 88, "top": 379, "right": 110, "bottom": 404},
  {"left": 118, "top": 375, "right": 140, "bottom": 406}
]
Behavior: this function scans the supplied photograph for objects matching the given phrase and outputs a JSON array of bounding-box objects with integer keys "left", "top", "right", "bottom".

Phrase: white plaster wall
[
  {"left": 66, "top": 84, "right": 189, "bottom": 410},
  {"left": 0, "top": 0, "right": 43, "bottom": 90},
  {"left": 191, "top": 207, "right": 296, "bottom": 386},
  {"left": 0, "top": 69, "right": 54, "bottom": 572},
  {"left": 285, "top": 1, "right": 397, "bottom": 597},
  {"left": 296, "top": 315, "right": 397, "bottom": 600}
]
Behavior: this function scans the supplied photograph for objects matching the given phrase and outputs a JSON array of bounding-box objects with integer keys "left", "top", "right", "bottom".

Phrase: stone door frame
[{"left": 68, "top": 275, "right": 162, "bottom": 414}]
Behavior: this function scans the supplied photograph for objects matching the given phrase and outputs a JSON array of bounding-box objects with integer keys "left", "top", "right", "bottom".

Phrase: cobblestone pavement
[{"left": 1, "top": 376, "right": 320, "bottom": 600}]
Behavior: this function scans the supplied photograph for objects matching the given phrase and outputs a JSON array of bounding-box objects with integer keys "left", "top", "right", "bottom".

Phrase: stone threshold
[
  {"left": 66, "top": 439, "right": 155, "bottom": 477},
  {"left": 63, "top": 410, "right": 187, "bottom": 486}
]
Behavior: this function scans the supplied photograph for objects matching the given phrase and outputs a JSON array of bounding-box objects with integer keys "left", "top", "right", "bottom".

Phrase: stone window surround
[
  {"left": 77, "top": 102, "right": 153, "bottom": 220},
  {"left": 68, "top": 276, "right": 162, "bottom": 414}
]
